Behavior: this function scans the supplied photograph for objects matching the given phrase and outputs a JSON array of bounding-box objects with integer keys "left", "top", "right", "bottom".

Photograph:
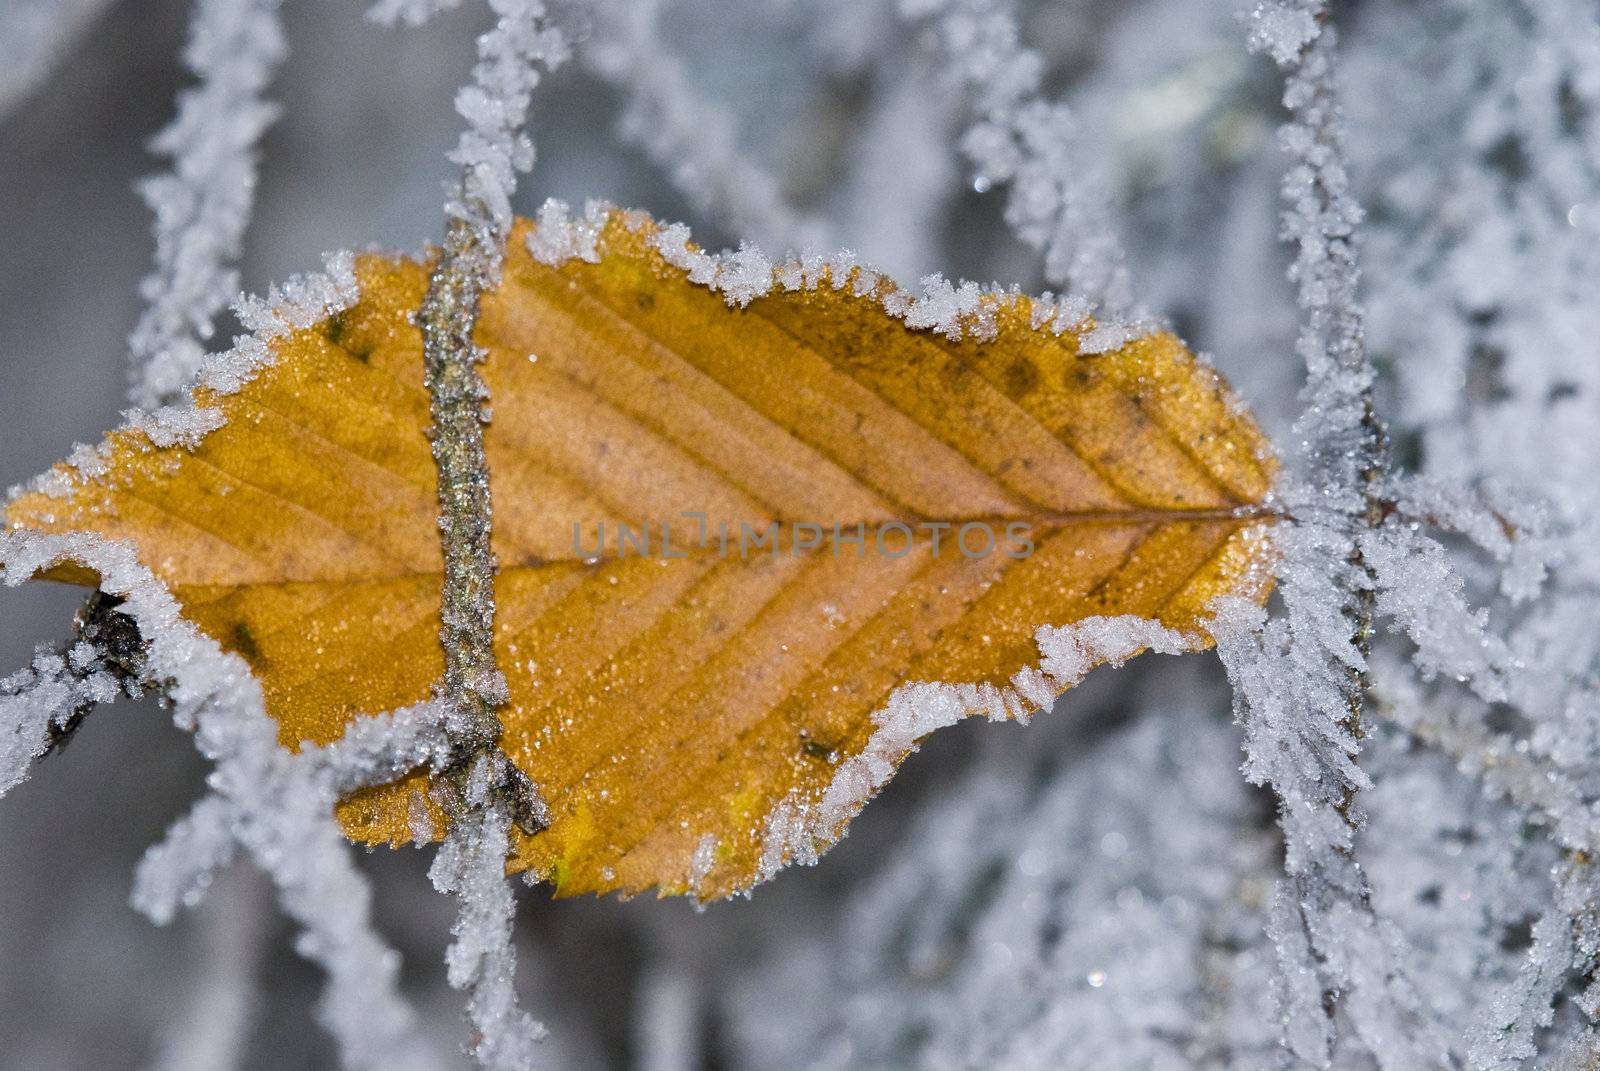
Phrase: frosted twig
[
  {"left": 0, "top": 531, "right": 431, "bottom": 1070},
  {"left": 428, "top": 757, "right": 546, "bottom": 1070},
  {"left": 418, "top": 0, "right": 562, "bottom": 832},
  {"left": 127, "top": 0, "right": 287, "bottom": 410},
  {"left": 1363, "top": 522, "right": 1517, "bottom": 702},
  {"left": 1207, "top": 3, "right": 1446, "bottom": 1065},
  {"left": 0, "top": 593, "right": 139, "bottom": 796},
  {"left": 419, "top": 214, "right": 516, "bottom": 763},
  {"left": 315, "top": 700, "right": 455, "bottom": 795},
  {"left": 903, "top": 0, "right": 1133, "bottom": 314},
  {"left": 417, "top": 1, "right": 567, "bottom": 1061},
  {"left": 1391, "top": 475, "right": 1555, "bottom": 603},
  {"left": 580, "top": 0, "right": 830, "bottom": 250},
  {"left": 133, "top": 794, "right": 243, "bottom": 925},
  {"left": 1468, "top": 860, "right": 1587, "bottom": 1070},
  {"left": 0, "top": 643, "right": 113, "bottom": 795}
]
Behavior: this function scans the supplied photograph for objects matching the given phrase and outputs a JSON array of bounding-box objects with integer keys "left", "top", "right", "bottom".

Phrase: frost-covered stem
[
  {"left": 1277, "top": 6, "right": 1388, "bottom": 760},
  {"left": 419, "top": 219, "right": 548, "bottom": 825},
  {"left": 581, "top": 0, "right": 829, "bottom": 250},
  {"left": 906, "top": 0, "right": 1133, "bottom": 313},
  {"left": 1471, "top": 856, "right": 1592, "bottom": 1069},
  {"left": 1209, "top": 4, "right": 1441, "bottom": 1064},
  {"left": 419, "top": 216, "right": 508, "bottom": 761},
  {"left": 418, "top": 4, "right": 565, "bottom": 1064},
  {"left": 127, "top": 0, "right": 286, "bottom": 409},
  {"left": 24, "top": 592, "right": 144, "bottom": 763},
  {"left": 429, "top": 758, "right": 546, "bottom": 1069},
  {"left": 420, "top": 0, "right": 565, "bottom": 830},
  {"left": 0, "top": 594, "right": 136, "bottom": 797}
]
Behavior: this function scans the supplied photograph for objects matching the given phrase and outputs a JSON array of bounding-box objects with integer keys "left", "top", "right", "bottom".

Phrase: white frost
[
  {"left": 445, "top": 0, "right": 570, "bottom": 256},
  {"left": 127, "top": 0, "right": 287, "bottom": 410},
  {"left": 525, "top": 198, "right": 609, "bottom": 267},
  {"left": 429, "top": 758, "right": 547, "bottom": 1071}
]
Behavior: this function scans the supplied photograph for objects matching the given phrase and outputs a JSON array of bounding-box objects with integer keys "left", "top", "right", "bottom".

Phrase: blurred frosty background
[{"left": 3, "top": 0, "right": 1597, "bottom": 1067}]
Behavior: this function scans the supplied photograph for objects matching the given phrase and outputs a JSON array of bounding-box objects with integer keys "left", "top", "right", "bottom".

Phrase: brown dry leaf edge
[{"left": 5, "top": 210, "right": 1277, "bottom": 900}]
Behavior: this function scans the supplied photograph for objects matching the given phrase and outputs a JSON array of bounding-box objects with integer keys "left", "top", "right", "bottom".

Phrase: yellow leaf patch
[{"left": 5, "top": 211, "right": 1276, "bottom": 899}]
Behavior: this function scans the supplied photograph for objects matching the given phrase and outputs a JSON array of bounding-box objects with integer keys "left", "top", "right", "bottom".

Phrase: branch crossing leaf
[{"left": 6, "top": 210, "right": 1276, "bottom": 898}]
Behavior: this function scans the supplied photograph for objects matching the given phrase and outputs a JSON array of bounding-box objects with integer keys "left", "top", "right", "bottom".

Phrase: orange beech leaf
[{"left": 5, "top": 209, "right": 1276, "bottom": 899}]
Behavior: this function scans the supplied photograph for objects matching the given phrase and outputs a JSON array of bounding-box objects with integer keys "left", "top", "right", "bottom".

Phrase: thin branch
[
  {"left": 127, "top": 0, "right": 287, "bottom": 410},
  {"left": 906, "top": 0, "right": 1134, "bottom": 314},
  {"left": 1209, "top": 3, "right": 1444, "bottom": 1065},
  {"left": 417, "top": 0, "right": 565, "bottom": 837},
  {"left": 581, "top": 0, "right": 831, "bottom": 251},
  {"left": 2, "top": 530, "right": 433, "bottom": 1070},
  {"left": 418, "top": 3, "right": 568, "bottom": 1065}
]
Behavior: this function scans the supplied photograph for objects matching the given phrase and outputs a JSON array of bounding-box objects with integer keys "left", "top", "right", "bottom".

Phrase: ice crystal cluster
[{"left": 3, "top": 0, "right": 1600, "bottom": 1067}]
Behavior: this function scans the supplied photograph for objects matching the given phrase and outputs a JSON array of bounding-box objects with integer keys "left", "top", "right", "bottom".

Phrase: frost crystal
[
  {"left": 641, "top": 213, "right": 1142, "bottom": 351},
  {"left": 901, "top": 274, "right": 984, "bottom": 341},
  {"left": 525, "top": 197, "right": 609, "bottom": 266}
]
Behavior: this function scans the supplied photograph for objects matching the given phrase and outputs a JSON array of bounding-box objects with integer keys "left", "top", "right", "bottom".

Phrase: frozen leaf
[{"left": 5, "top": 209, "right": 1276, "bottom": 898}]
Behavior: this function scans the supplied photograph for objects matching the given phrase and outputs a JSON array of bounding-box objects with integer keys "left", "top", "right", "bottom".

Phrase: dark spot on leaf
[
  {"left": 326, "top": 314, "right": 372, "bottom": 362},
  {"left": 799, "top": 732, "right": 836, "bottom": 762},
  {"left": 232, "top": 621, "right": 261, "bottom": 662},
  {"left": 1005, "top": 357, "right": 1039, "bottom": 396}
]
